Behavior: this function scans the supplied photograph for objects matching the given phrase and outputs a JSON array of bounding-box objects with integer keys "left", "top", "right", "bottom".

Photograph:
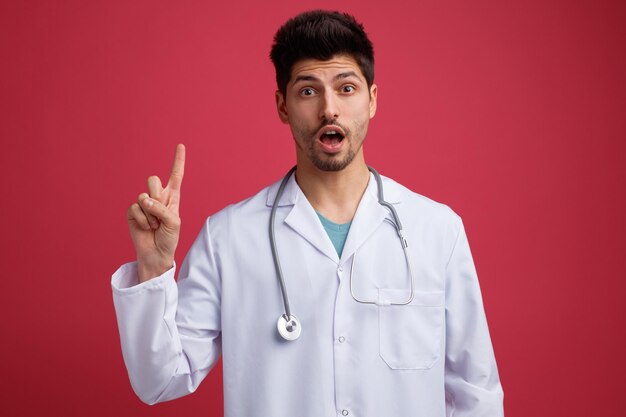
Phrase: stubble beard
[{"left": 309, "top": 144, "right": 356, "bottom": 172}]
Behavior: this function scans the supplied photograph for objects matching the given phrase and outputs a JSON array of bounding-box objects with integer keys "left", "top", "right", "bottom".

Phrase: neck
[{"left": 295, "top": 154, "right": 370, "bottom": 224}]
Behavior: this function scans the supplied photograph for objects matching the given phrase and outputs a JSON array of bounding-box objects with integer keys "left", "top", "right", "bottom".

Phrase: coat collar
[
  {"left": 265, "top": 169, "right": 402, "bottom": 207},
  {"left": 266, "top": 169, "right": 403, "bottom": 264}
]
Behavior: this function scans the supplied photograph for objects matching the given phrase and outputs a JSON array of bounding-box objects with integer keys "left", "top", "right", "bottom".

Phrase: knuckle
[
  {"left": 127, "top": 205, "right": 144, "bottom": 222},
  {"left": 127, "top": 203, "right": 138, "bottom": 215}
]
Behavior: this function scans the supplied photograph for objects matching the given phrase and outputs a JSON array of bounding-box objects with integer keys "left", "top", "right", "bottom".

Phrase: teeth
[{"left": 326, "top": 131, "right": 337, "bottom": 135}]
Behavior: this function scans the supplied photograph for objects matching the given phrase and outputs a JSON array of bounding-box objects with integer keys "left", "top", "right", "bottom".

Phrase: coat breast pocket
[{"left": 378, "top": 289, "right": 444, "bottom": 370}]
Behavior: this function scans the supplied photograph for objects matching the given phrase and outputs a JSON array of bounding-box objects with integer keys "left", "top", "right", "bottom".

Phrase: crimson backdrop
[{"left": 2, "top": 0, "right": 625, "bottom": 416}]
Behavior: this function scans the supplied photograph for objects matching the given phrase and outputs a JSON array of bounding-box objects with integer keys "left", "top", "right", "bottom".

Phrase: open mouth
[{"left": 318, "top": 126, "right": 346, "bottom": 152}]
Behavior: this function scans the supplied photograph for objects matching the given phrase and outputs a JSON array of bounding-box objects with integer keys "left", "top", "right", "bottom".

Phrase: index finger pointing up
[{"left": 167, "top": 143, "right": 185, "bottom": 190}]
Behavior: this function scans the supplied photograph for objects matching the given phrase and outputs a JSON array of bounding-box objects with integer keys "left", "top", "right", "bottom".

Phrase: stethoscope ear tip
[{"left": 277, "top": 314, "right": 301, "bottom": 341}]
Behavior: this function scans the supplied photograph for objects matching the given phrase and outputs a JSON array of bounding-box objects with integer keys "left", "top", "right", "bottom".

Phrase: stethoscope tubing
[
  {"left": 270, "top": 166, "right": 415, "bottom": 341},
  {"left": 269, "top": 165, "right": 297, "bottom": 321}
]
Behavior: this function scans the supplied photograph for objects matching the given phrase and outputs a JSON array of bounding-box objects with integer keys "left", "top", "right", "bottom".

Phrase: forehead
[{"left": 289, "top": 55, "right": 365, "bottom": 83}]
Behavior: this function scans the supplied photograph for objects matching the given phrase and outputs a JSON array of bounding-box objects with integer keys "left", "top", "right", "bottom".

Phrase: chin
[{"left": 311, "top": 153, "right": 356, "bottom": 172}]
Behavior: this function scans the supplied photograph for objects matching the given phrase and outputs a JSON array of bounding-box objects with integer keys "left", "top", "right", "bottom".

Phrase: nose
[{"left": 319, "top": 90, "right": 339, "bottom": 121}]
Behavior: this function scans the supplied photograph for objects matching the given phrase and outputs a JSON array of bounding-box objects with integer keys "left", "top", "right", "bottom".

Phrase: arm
[
  {"left": 112, "top": 144, "right": 221, "bottom": 403},
  {"left": 112, "top": 219, "right": 222, "bottom": 404},
  {"left": 444, "top": 220, "right": 504, "bottom": 416}
]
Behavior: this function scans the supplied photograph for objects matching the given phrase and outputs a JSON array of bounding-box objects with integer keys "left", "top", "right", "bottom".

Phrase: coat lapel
[
  {"left": 267, "top": 172, "right": 339, "bottom": 263},
  {"left": 340, "top": 172, "right": 398, "bottom": 263}
]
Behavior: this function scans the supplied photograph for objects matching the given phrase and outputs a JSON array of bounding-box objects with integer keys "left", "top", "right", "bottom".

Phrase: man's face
[{"left": 276, "top": 55, "right": 377, "bottom": 172}]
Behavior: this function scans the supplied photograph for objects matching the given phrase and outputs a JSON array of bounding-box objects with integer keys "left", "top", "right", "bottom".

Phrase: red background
[{"left": 2, "top": 0, "right": 625, "bottom": 416}]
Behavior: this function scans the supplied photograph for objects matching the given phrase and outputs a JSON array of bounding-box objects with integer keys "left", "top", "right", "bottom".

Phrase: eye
[
  {"left": 300, "top": 88, "right": 316, "bottom": 97},
  {"left": 341, "top": 85, "right": 356, "bottom": 94}
]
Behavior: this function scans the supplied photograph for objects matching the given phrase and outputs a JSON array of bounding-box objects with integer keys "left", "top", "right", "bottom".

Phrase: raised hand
[{"left": 127, "top": 144, "right": 186, "bottom": 282}]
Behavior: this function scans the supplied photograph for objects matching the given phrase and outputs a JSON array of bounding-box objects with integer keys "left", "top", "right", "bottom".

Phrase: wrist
[{"left": 137, "top": 258, "right": 174, "bottom": 283}]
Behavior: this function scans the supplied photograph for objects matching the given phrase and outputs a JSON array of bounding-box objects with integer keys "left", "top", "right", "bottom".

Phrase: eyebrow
[{"left": 293, "top": 71, "right": 362, "bottom": 84}]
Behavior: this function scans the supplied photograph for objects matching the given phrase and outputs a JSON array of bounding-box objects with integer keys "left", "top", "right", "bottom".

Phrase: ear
[
  {"left": 369, "top": 84, "right": 378, "bottom": 119},
  {"left": 275, "top": 90, "right": 289, "bottom": 124}
]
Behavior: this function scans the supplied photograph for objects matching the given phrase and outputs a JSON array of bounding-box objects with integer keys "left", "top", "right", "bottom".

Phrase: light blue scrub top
[{"left": 316, "top": 212, "right": 352, "bottom": 257}]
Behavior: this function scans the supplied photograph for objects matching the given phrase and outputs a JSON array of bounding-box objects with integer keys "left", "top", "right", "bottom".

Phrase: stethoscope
[{"left": 270, "top": 166, "right": 416, "bottom": 341}]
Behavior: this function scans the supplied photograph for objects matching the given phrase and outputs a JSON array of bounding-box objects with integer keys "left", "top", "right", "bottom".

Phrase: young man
[{"left": 113, "top": 10, "right": 504, "bottom": 417}]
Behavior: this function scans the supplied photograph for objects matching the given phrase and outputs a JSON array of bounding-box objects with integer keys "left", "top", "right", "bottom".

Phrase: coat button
[
  {"left": 341, "top": 410, "right": 349, "bottom": 416},
  {"left": 338, "top": 266, "right": 344, "bottom": 272},
  {"left": 338, "top": 336, "right": 346, "bottom": 343}
]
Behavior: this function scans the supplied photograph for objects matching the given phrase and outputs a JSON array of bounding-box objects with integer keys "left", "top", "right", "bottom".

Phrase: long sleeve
[
  {"left": 111, "top": 219, "right": 222, "bottom": 404},
  {"left": 444, "top": 220, "right": 504, "bottom": 416}
]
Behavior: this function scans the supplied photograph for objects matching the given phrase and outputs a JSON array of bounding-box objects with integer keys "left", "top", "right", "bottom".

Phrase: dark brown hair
[{"left": 270, "top": 10, "right": 375, "bottom": 97}]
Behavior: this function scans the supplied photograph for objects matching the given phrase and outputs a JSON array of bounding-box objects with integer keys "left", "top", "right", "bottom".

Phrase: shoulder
[
  {"left": 381, "top": 175, "right": 461, "bottom": 227},
  {"left": 381, "top": 175, "right": 465, "bottom": 261},
  {"left": 205, "top": 178, "right": 281, "bottom": 231}
]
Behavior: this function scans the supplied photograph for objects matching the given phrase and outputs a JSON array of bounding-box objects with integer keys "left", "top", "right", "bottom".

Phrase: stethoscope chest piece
[{"left": 277, "top": 314, "right": 301, "bottom": 341}]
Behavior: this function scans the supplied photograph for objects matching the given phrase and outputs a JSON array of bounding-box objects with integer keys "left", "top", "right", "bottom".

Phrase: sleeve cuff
[{"left": 111, "top": 261, "right": 176, "bottom": 295}]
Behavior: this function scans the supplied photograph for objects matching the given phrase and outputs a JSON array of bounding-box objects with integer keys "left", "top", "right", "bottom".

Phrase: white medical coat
[{"left": 112, "top": 172, "right": 504, "bottom": 417}]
